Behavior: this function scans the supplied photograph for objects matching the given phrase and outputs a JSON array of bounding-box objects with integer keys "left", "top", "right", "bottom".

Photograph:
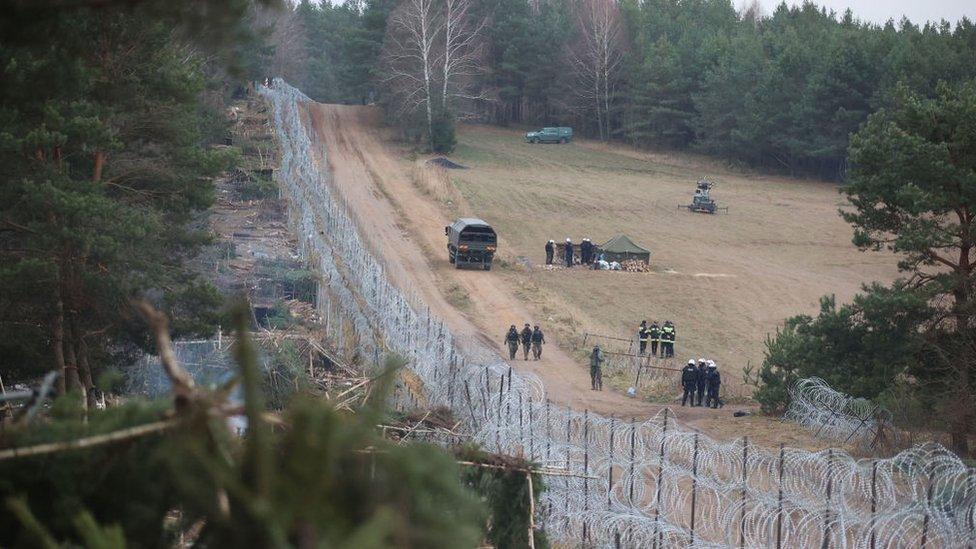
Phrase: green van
[{"left": 525, "top": 127, "right": 573, "bottom": 144}]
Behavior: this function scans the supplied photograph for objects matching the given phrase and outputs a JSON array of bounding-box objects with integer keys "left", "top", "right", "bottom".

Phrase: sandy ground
[{"left": 301, "top": 103, "right": 883, "bottom": 452}]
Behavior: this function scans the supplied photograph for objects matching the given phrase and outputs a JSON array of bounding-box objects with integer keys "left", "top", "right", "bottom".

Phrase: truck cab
[
  {"left": 525, "top": 127, "right": 572, "bottom": 144},
  {"left": 445, "top": 218, "right": 497, "bottom": 270}
]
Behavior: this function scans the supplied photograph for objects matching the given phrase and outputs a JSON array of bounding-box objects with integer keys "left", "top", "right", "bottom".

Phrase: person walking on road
[
  {"left": 681, "top": 359, "right": 698, "bottom": 406},
  {"left": 590, "top": 345, "right": 604, "bottom": 390},
  {"left": 520, "top": 323, "right": 533, "bottom": 360},
  {"left": 564, "top": 238, "right": 574, "bottom": 267},
  {"left": 504, "top": 325, "right": 520, "bottom": 360},
  {"left": 638, "top": 320, "right": 649, "bottom": 355},
  {"left": 695, "top": 358, "right": 708, "bottom": 406},
  {"left": 531, "top": 325, "right": 545, "bottom": 359},
  {"left": 649, "top": 321, "right": 661, "bottom": 357},
  {"left": 706, "top": 360, "right": 723, "bottom": 408},
  {"left": 545, "top": 240, "right": 555, "bottom": 265}
]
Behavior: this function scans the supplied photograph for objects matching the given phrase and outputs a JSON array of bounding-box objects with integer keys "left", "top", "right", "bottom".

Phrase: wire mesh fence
[{"left": 259, "top": 80, "right": 976, "bottom": 548}]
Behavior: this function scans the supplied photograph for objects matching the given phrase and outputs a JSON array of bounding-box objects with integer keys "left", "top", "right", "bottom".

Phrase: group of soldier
[
  {"left": 504, "top": 324, "right": 546, "bottom": 361},
  {"left": 680, "top": 358, "right": 723, "bottom": 408},
  {"left": 637, "top": 320, "right": 676, "bottom": 358},
  {"left": 545, "top": 238, "right": 596, "bottom": 267}
]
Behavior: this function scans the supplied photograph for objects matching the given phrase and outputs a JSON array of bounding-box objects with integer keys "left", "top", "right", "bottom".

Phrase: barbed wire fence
[
  {"left": 785, "top": 377, "right": 898, "bottom": 451},
  {"left": 259, "top": 80, "right": 976, "bottom": 548}
]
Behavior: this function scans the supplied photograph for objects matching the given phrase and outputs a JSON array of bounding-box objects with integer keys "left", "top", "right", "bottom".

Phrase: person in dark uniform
[
  {"left": 590, "top": 345, "right": 604, "bottom": 390},
  {"left": 695, "top": 358, "right": 708, "bottom": 406},
  {"left": 504, "top": 325, "right": 520, "bottom": 360},
  {"left": 706, "top": 361, "right": 723, "bottom": 408},
  {"left": 531, "top": 325, "right": 545, "bottom": 359},
  {"left": 545, "top": 240, "right": 555, "bottom": 265},
  {"left": 520, "top": 323, "right": 533, "bottom": 360},
  {"left": 564, "top": 238, "right": 574, "bottom": 267},
  {"left": 661, "top": 321, "right": 676, "bottom": 358},
  {"left": 649, "top": 321, "right": 661, "bottom": 357},
  {"left": 638, "top": 320, "right": 649, "bottom": 355},
  {"left": 681, "top": 359, "right": 698, "bottom": 406},
  {"left": 580, "top": 238, "right": 592, "bottom": 264}
]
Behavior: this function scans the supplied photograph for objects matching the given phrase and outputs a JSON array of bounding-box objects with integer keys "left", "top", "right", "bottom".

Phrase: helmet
[
  {"left": 688, "top": 359, "right": 695, "bottom": 365},
  {"left": 566, "top": 238, "right": 571, "bottom": 242},
  {"left": 699, "top": 357, "right": 706, "bottom": 363},
  {"left": 548, "top": 239, "right": 554, "bottom": 243}
]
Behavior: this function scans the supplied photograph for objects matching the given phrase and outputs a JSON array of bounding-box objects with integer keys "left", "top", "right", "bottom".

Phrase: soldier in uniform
[
  {"left": 590, "top": 345, "right": 604, "bottom": 390},
  {"left": 649, "top": 321, "right": 661, "bottom": 357},
  {"left": 504, "top": 325, "right": 520, "bottom": 360},
  {"left": 531, "top": 325, "right": 545, "bottom": 359},
  {"left": 661, "top": 321, "right": 676, "bottom": 358},
  {"left": 520, "top": 323, "right": 533, "bottom": 360},
  {"left": 581, "top": 238, "right": 592, "bottom": 264},
  {"left": 638, "top": 320, "right": 649, "bottom": 355},
  {"left": 564, "top": 238, "right": 574, "bottom": 267},
  {"left": 545, "top": 240, "right": 555, "bottom": 265},
  {"left": 706, "top": 360, "right": 723, "bottom": 408},
  {"left": 681, "top": 360, "right": 698, "bottom": 406},
  {"left": 696, "top": 358, "right": 708, "bottom": 406}
]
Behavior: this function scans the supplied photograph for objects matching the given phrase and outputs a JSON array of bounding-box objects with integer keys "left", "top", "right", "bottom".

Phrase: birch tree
[
  {"left": 382, "top": 0, "right": 442, "bottom": 147},
  {"left": 380, "top": 0, "right": 486, "bottom": 149},
  {"left": 569, "top": 0, "right": 624, "bottom": 141}
]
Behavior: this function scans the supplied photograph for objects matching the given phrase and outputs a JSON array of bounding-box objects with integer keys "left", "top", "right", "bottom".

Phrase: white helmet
[
  {"left": 699, "top": 357, "right": 707, "bottom": 363},
  {"left": 708, "top": 360, "right": 717, "bottom": 368},
  {"left": 566, "top": 238, "right": 571, "bottom": 242},
  {"left": 688, "top": 359, "right": 695, "bottom": 365},
  {"left": 548, "top": 239, "right": 554, "bottom": 243}
]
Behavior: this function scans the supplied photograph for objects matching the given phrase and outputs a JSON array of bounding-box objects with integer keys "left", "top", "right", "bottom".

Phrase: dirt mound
[{"left": 426, "top": 157, "right": 467, "bottom": 169}]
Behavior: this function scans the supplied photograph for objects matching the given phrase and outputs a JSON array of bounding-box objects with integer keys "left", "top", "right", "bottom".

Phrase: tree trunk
[
  {"left": 53, "top": 291, "right": 67, "bottom": 395},
  {"left": 92, "top": 150, "right": 105, "bottom": 183},
  {"left": 75, "top": 321, "right": 98, "bottom": 409},
  {"left": 950, "top": 284, "right": 972, "bottom": 456},
  {"left": 63, "top": 318, "right": 85, "bottom": 403}
]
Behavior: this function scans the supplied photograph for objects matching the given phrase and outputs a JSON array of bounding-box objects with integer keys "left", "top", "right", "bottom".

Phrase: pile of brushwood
[{"left": 0, "top": 304, "right": 546, "bottom": 548}]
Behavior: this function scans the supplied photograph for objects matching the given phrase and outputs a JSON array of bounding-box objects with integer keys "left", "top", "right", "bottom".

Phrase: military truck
[
  {"left": 525, "top": 127, "right": 572, "bottom": 144},
  {"left": 445, "top": 218, "right": 497, "bottom": 270}
]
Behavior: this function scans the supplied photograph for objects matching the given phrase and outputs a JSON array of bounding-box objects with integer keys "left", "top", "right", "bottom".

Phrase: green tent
[{"left": 598, "top": 234, "right": 651, "bottom": 263}]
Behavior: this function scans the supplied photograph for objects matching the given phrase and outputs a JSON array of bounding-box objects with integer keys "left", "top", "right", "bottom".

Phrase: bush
[
  {"left": 754, "top": 286, "right": 931, "bottom": 414},
  {"left": 429, "top": 110, "right": 457, "bottom": 153}
]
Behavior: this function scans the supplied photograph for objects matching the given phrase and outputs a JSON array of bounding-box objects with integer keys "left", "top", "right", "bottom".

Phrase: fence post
[
  {"left": 776, "top": 443, "right": 785, "bottom": 549},
  {"left": 608, "top": 416, "right": 616, "bottom": 510},
  {"left": 652, "top": 409, "right": 670, "bottom": 549},
  {"left": 583, "top": 409, "right": 590, "bottom": 543},
  {"left": 921, "top": 462, "right": 935, "bottom": 548},
  {"left": 518, "top": 391, "right": 524, "bottom": 452},
  {"left": 545, "top": 399, "right": 552, "bottom": 461},
  {"left": 463, "top": 380, "right": 477, "bottom": 427},
  {"left": 869, "top": 460, "right": 877, "bottom": 549},
  {"left": 740, "top": 436, "right": 749, "bottom": 549},
  {"left": 629, "top": 417, "right": 637, "bottom": 506},
  {"left": 690, "top": 432, "right": 700, "bottom": 546},
  {"left": 528, "top": 395, "right": 534, "bottom": 460},
  {"left": 497, "top": 375, "right": 504, "bottom": 452},
  {"left": 822, "top": 448, "right": 834, "bottom": 549}
]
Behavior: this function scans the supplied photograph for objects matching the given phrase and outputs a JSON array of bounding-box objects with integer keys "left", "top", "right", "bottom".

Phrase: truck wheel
[
  {"left": 531, "top": 138, "right": 538, "bottom": 144},
  {"left": 484, "top": 264, "right": 491, "bottom": 271}
]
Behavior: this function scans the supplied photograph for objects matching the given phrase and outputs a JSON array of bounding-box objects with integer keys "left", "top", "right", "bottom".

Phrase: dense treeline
[
  {"left": 0, "top": 1, "right": 274, "bottom": 395},
  {"left": 282, "top": 0, "right": 976, "bottom": 178}
]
